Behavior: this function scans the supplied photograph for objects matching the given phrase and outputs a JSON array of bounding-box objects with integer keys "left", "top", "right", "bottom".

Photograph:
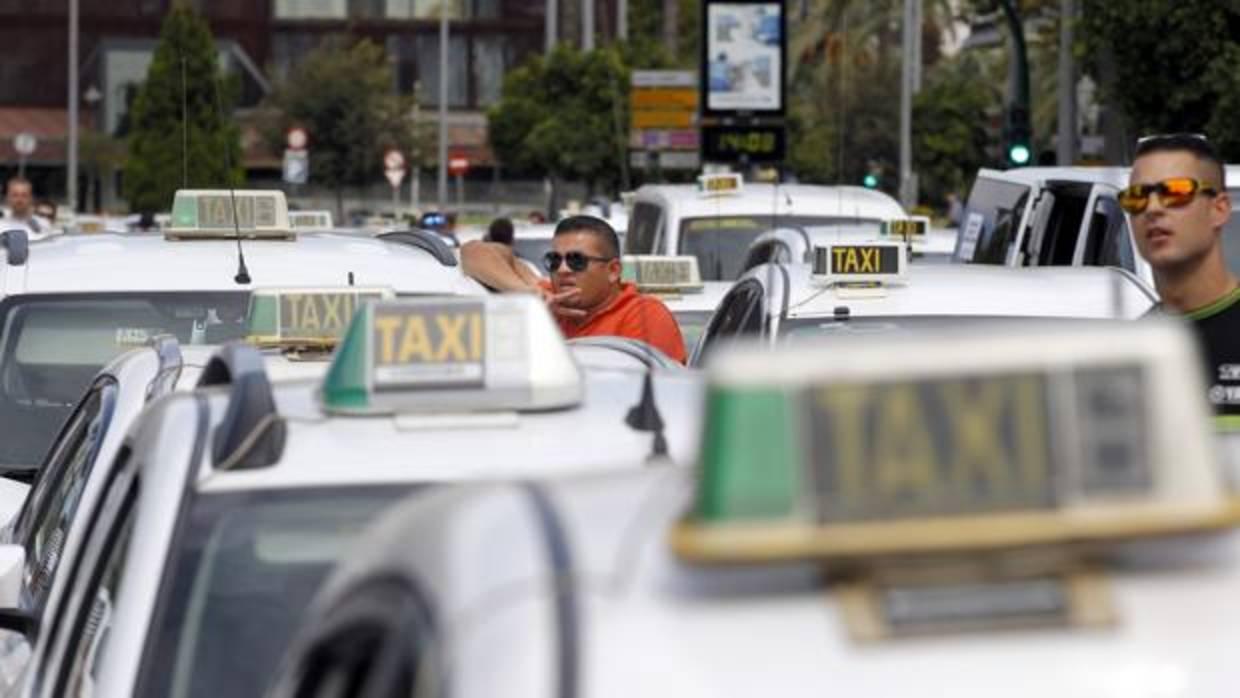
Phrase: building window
[
  {"left": 384, "top": 0, "right": 466, "bottom": 19},
  {"left": 416, "top": 33, "right": 469, "bottom": 107},
  {"left": 274, "top": 0, "right": 347, "bottom": 20},
  {"left": 473, "top": 36, "right": 508, "bottom": 106}
]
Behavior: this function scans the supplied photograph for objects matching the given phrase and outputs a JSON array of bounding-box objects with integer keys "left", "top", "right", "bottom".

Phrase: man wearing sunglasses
[
  {"left": 461, "top": 215, "right": 687, "bottom": 363},
  {"left": 1124, "top": 133, "right": 1240, "bottom": 414}
]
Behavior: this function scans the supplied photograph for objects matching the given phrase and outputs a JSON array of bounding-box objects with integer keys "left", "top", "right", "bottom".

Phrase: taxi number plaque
[
  {"left": 817, "top": 245, "right": 900, "bottom": 276},
  {"left": 802, "top": 366, "right": 1151, "bottom": 522},
  {"left": 371, "top": 302, "right": 485, "bottom": 391},
  {"left": 196, "top": 194, "right": 277, "bottom": 230}
]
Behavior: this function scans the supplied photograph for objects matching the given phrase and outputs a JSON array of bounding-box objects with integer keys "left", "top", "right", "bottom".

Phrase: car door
[
  {"left": 692, "top": 279, "right": 767, "bottom": 366},
  {"left": 1075, "top": 184, "right": 1140, "bottom": 275}
]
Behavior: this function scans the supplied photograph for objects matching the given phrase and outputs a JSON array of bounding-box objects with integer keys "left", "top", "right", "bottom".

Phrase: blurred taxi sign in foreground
[
  {"left": 166, "top": 189, "right": 293, "bottom": 240},
  {"left": 696, "top": 172, "right": 743, "bottom": 196},
  {"left": 812, "top": 241, "right": 907, "bottom": 285},
  {"left": 622, "top": 255, "right": 704, "bottom": 294},
  {"left": 673, "top": 320, "right": 1229, "bottom": 639},
  {"left": 246, "top": 287, "right": 393, "bottom": 350},
  {"left": 674, "top": 320, "right": 1228, "bottom": 561},
  {"left": 320, "top": 295, "right": 582, "bottom": 414},
  {"left": 879, "top": 216, "right": 929, "bottom": 241}
]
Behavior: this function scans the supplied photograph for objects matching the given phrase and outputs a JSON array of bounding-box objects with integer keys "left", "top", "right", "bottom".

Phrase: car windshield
[
  {"left": 0, "top": 292, "right": 250, "bottom": 471},
  {"left": 136, "top": 486, "right": 415, "bottom": 698},
  {"left": 679, "top": 215, "right": 879, "bottom": 281}
]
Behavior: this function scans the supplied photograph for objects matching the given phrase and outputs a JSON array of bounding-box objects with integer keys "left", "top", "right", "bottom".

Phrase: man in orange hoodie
[{"left": 461, "top": 215, "right": 687, "bottom": 363}]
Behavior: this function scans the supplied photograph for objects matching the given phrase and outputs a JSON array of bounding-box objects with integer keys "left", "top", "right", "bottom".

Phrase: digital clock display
[{"left": 701, "top": 124, "right": 786, "bottom": 163}]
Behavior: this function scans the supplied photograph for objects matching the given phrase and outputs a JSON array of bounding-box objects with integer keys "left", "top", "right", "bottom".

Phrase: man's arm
[{"left": 460, "top": 240, "right": 540, "bottom": 292}]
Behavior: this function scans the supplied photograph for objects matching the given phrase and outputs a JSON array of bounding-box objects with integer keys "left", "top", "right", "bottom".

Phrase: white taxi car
[
  {"left": 8, "top": 295, "right": 703, "bottom": 698},
  {"left": 0, "top": 288, "right": 385, "bottom": 673},
  {"left": 625, "top": 173, "right": 907, "bottom": 281},
  {"left": 0, "top": 189, "right": 482, "bottom": 475},
  {"left": 269, "top": 319, "right": 1240, "bottom": 697},
  {"left": 691, "top": 240, "right": 1158, "bottom": 365}
]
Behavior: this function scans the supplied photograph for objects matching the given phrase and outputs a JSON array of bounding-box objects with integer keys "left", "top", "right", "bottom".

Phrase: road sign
[
  {"left": 13, "top": 132, "right": 36, "bottom": 156},
  {"left": 629, "top": 70, "right": 698, "bottom": 152},
  {"left": 286, "top": 127, "right": 308, "bottom": 151},
  {"left": 383, "top": 149, "right": 406, "bottom": 172},
  {"left": 448, "top": 156, "right": 470, "bottom": 178},
  {"left": 283, "top": 149, "right": 309, "bottom": 184},
  {"left": 384, "top": 168, "right": 406, "bottom": 188}
]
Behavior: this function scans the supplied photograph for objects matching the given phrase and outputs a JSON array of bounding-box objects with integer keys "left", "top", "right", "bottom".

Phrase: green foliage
[
  {"left": 488, "top": 45, "right": 629, "bottom": 191},
  {"left": 124, "top": 2, "right": 242, "bottom": 213},
  {"left": 263, "top": 37, "right": 430, "bottom": 196},
  {"left": 1080, "top": 0, "right": 1240, "bottom": 156},
  {"left": 914, "top": 55, "right": 1000, "bottom": 206}
]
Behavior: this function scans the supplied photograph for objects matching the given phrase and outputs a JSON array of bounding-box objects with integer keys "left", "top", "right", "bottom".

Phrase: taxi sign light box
[
  {"left": 879, "top": 216, "right": 929, "bottom": 241},
  {"left": 812, "top": 242, "right": 907, "bottom": 285},
  {"left": 697, "top": 172, "right": 743, "bottom": 196},
  {"left": 166, "top": 189, "right": 293, "bottom": 240},
  {"left": 672, "top": 320, "right": 1231, "bottom": 564},
  {"left": 622, "top": 255, "right": 704, "bottom": 293},
  {"left": 246, "top": 288, "right": 394, "bottom": 349},
  {"left": 320, "top": 295, "right": 582, "bottom": 415}
]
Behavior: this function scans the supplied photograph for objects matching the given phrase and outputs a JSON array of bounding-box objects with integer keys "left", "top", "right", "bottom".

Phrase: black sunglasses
[{"left": 542, "top": 250, "right": 613, "bottom": 273}]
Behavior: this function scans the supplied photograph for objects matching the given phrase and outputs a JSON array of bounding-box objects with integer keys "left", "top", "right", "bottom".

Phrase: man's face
[
  {"left": 6, "top": 182, "right": 31, "bottom": 218},
  {"left": 549, "top": 231, "right": 620, "bottom": 310},
  {"left": 1129, "top": 151, "right": 1231, "bottom": 271}
]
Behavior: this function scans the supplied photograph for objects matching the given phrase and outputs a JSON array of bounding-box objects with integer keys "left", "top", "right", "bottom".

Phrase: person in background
[{"left": 485, "top": 217, "right": 515, "bottom": 246}]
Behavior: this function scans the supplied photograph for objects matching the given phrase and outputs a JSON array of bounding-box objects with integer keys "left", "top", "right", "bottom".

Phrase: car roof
[
  {"left": 762, "top": 263, "right": 1157, "bottom": 321},
  {"left": 976, "top": 166, "right": 1131, "bottom": 187},
  {"left": 6, "top": 232, "right": 483, "bottom": 295},
  {"left": 656, "top": 280, "right": 732, "bottom": 313},
  {"left": 634, "top": 183, "right": 906, "bottom": 221},
  {"left": 191, "top": 367, "right": 705, "bottom": 492}
]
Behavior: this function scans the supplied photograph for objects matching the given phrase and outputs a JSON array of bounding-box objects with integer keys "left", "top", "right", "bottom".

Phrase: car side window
[
  {"left": 697, "top": 280, "right": 765, "bottom": 362},
  {"left": 1089, "top": 197, "right": 1134, "bottom": 272},
  {"left": 1036, "top": 189, "right": 1090, "bottom": 266},
  {"left": 15, "top": 381, "right": 115, "bottom": 614},
  {"left": 625, "top": 202, "right": 662, "bottom": 255},
  {"left": 53, "top": 472, "right": 138, "bottom": 698}
]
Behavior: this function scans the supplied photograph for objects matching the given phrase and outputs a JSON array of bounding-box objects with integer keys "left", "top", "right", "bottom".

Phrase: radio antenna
[
  {"left": 180, "top": 55, "right": 188, "bottom": 188},
  {"left": 209, "top": 66, "right": 250, "bottom": 284}
]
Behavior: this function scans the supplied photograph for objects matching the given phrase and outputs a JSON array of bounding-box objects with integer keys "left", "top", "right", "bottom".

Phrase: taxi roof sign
[
  {"left": 246, "top": 287, "right": 394, "bottom": 350},
  {"left": 320, "top": 295, "right": 582, "bottom": 414},
  {"left": 697, "top": 172, "right": 743, "bottom": 197},
  {"left": 622, "top": 255, "right": 704, "bottom": 293},
  {"left": 672, "top": 320, "right": 1233, "bottom": 564},
  {"left": 166, "top": 189, "right": 294, "bottom": 240},
  {"left": 811, "top": 241, "right": 907, "bottom": 285},
  {"left": 288, "top": 210, "right": 335, "bottom": 230},
  {"left": 879, "top": 216, "right": 929, "bottom": 241}
]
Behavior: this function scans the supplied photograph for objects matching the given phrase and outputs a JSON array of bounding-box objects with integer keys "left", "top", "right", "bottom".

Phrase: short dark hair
[
  {"left": 1135, "top": 133, "right": 1226, "bottom": 188},
  {"left": 486, "top": 217, "right": 514, "bottom": 245},
  {"left": 553, "top": 215, "right": 620, "bottom": 259}
]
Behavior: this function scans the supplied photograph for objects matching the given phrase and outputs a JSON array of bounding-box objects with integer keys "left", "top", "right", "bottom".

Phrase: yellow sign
[
  {"left": 371, "top": 302, "right": 485, "bottom": 390},
  {"left": 697, "top": 173, "right": 743, "bottom": 195},
  {"left": 632, "top": 110, "right": 696, "bottom": 129},
  {"left": 630, "top": 88, "right": 698, "bottom": 110},
  {"left": 830, "top": 245, "right": 899, "bottom": 275},
  {"left": 881, "top": 218, "right": 928, "bottom": 241}
]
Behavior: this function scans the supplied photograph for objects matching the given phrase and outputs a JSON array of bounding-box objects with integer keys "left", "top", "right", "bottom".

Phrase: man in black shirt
[{"left": 1121, "top": 134, "right": 1240, "bottom": 414}]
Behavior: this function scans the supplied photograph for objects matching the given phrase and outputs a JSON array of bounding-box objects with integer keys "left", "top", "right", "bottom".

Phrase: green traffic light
[
  {"left": 1008, "top": 144, "right": 1031, "bottom": 166},
  {"left": 863, "top": 174, "right": 879, "bottom": 188}
]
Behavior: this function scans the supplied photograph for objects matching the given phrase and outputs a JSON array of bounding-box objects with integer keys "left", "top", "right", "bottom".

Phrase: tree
[
  {"left": 488, "top": 44, "right": 630, "bottom": 209},
  {"left": 124, "top": 2, "right": 241, "bottom": 214},
  {"left": 1080, "top": 1, "right": 1240, "bottom": 158},
  {"left": 263, "top": 37, "right": 430, "bottom": 217},
  {"left": 914, "top": 54, "right": 1000, "bottom": 207}
]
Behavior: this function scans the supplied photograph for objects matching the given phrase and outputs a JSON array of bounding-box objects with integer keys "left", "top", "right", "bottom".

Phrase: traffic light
[
  {"left": 1004, "top": 107, "right": 1032, "bottom": 167},
  {"left": 863, "top": 173, "right": 879, "bottom": 189},
  {"left": 862, "top": 161, "right": 881, "bottom": 189}
]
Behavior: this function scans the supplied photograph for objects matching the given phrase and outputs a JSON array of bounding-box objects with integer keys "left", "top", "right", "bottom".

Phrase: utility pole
[
  {"left": 546, "top": 0, "right": 559, "bottom": 53},
  {"left": 437, "top": 7, "right": 448, "bottom": 211},
  {"left": 662, "top": 0, "right": 678, "bottom": 57},
  {"left": 1057, "top": 0, "right": 1077, "bottom": 165},
  {"left": 68, "top": 0, "right": 80, "bottom": 211},
  {"left": 899, "top": 0, "right": 920, "bottom": 209},
  {"left": 583, "top": 0, "right": 594, "bottom": 50},
  {"left": 617, "top": 0, "right": 627, "bottom": 40}
]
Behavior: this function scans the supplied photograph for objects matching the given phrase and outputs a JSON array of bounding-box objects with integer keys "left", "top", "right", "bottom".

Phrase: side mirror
[{"left": 0, "top": 545, "right": 24, "bottom": 610}]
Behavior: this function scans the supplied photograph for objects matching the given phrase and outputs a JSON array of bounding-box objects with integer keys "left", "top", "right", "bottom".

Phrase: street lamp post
[
  {"left": 437, "top": 7, "right": 449, "bottom": 211},
  {"left": 68, "top": 0, "right": 80, "bottom": 211}
]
